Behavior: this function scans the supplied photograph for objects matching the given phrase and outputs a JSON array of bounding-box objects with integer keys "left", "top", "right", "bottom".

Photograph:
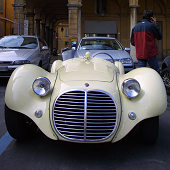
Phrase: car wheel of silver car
[
  {"left": 161, "top": 68, "right": 170, "bottom": 95},
  {"left": 139, "top": 116, "right": 159, "bottom": 145},
  {"left": 5, "top": 105, "right": 35, "bottom": 142}
]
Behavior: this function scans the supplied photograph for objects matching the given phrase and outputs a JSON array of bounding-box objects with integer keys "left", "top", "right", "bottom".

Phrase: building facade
[{"left": 3, "top": 0, "right": 170, "bottom": 60}]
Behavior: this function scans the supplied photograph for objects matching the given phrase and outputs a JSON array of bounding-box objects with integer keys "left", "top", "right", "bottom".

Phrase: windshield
[
  {"left": 78, "top": 38, "right": 123, "bottom": 50},
  {"left": 0, "top": 36, "right": 38, "bottom": 49}
]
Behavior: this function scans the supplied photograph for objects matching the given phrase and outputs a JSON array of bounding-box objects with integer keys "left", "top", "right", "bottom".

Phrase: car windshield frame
[
  {"left": 78, "top": 38, "right": 123, "bottom": 50},
  {"left": 0, "top": 36, "right": 38, "bottom": 49}
]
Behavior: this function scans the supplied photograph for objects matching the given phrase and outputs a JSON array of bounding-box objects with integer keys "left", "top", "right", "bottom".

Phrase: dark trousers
[{"left": 137, "top": 56, "right": 160, "bottom": 73}]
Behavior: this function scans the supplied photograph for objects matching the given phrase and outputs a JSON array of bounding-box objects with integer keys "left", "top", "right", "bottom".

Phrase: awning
[{"left": 84, "top": 20, "right": 117, "bottom": 34}]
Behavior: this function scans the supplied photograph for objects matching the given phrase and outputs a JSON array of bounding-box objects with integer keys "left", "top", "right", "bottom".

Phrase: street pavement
[{"left": 0, "top": 56, "right": 170, "bottom": 170}]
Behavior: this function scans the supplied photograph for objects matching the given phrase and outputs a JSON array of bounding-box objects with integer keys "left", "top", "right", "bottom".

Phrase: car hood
[
  {"left": 75, "top": 50, "right": 130, "bottom": 60},
  {"left": 58, "top": 58, "right": 115, "bottom": 82},
  {"left": 0, "top": 49, "right": 36, "bottom": 61}
]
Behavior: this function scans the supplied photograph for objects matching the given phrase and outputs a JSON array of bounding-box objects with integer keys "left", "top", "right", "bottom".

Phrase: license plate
[{"left": 0, "top": 67, "right": 8, "bottom": 71}]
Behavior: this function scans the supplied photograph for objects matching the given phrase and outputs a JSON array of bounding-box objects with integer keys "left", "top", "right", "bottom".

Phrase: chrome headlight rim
[
  {"left": 122, "top": 78, "right": 141, "bottom": 98},
  {"left": 32, "top": 77, "right": 51, "bottom": 97}
]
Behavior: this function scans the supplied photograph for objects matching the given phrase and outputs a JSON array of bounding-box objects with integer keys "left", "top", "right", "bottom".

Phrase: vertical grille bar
[{"left": 84, "top": 91, "right": 87, "bottom": 140}]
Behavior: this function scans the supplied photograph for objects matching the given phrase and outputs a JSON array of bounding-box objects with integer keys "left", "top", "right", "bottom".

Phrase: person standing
[{"left": 130, "top": 10, "right": 162, "bottom": 73}]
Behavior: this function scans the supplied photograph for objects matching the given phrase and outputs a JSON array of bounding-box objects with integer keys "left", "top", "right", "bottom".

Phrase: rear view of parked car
[{"left": 0, "top": 35, "right": 50, "bottom": 78}]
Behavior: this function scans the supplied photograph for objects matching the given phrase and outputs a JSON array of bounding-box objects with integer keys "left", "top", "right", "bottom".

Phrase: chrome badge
[{"left": 85, "top": 83, "right": 89, "bottom": 87}]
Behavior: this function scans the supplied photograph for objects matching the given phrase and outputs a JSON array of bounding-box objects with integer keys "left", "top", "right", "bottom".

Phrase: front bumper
[{"left": 0, "top": 65, "right": 18, "bottom": 77}]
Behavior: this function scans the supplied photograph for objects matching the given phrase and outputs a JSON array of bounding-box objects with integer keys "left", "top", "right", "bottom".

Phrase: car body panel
[
  {"left": 115, "top": 67, "right": 167, "bottom": 142},
  {"left": 5, "top": 64, "right": 57, "bottom": 139},
  {"left": 0, "top": 48, "right": 40, "bottom": 65},
  {"left": 75, "top": 49, "right": 130, "bottom": 61},
  {"left": 59, "top": 58, "right": 115, "bottom": 82},
  {"left": 5, "top": 57, "right": 167, "bottom": 143}
]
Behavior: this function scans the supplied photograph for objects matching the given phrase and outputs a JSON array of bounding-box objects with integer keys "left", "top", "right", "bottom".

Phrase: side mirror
[
  {"left": 72, "top": 47, "right": 76, "bottom": 50},
  {"left": 42, "top": 46, "right": 48, "bottom": 50},
  {"left": 61, "top": 47, "right": 69, "bottom": 53},
  {"left": 124, "top": 47, "right": 130, "bottom": 51}
]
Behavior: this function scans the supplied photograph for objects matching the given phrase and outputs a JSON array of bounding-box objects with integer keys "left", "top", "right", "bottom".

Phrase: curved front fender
[
  {"left": 5, "top": 64, "right": 57, "bottom": 139},
  {"left": 113, "top": 67, "right": 167, "bottom": 142}
]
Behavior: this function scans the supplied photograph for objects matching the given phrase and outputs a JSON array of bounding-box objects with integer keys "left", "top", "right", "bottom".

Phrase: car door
[{"left": 38, "top": 38, "right": 50, "bottom": 70}]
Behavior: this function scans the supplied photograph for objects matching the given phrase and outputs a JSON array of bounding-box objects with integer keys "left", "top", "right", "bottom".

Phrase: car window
[
  {"left": 0, "top": 36, "right": 38, "bottom": 49},
  {"left": 79, "top": 39, "right": 123, "bottom": 50}
]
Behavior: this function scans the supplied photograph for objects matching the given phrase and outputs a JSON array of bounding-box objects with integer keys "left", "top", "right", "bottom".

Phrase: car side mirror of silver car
[
  {"left": 42, "top": 46, "right": 49, "bottom": 50},
  {"left": 124, "top": 47, "right": 130, "bottom": 51},
  {"left": 61, "top": 47, "right": 69, "bottom": 53},
  {"left": 72, "top": 47, "right": 76, "bottom": 50}
]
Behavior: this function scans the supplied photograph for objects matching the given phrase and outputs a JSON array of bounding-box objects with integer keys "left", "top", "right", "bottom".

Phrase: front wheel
[
  {"left": 5, "top": 105, "right": 34, "bottom": 142},
  {"left": 139, "top": 116, "right": 159, "bottom": 145}
]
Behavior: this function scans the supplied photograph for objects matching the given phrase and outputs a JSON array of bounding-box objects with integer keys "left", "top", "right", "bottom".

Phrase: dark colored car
[{"left": 161, "top": 56, "right": 170, "bottom": 95}]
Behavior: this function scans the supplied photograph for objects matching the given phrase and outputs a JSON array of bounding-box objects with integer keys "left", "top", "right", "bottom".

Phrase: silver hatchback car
[{"left": 0, "top": 35, "right": 50, "bottom": 78}]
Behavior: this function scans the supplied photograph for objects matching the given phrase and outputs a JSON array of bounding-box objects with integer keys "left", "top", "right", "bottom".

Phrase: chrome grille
[{"left": 52, "top": 90, "right": 117, "bottom": 142}]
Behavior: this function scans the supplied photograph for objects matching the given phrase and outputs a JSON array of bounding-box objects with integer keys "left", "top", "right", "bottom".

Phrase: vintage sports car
[
  {"left": 5, "top": 52, "right": 167, "bottom": 144},
  {"left": 62, "top": 37, "right": 134, "bottom": 73},
  {"left": 0, "top": 35, "right": 50, "bottom": 78},
  {"left": 161, "top": 56, "right": 170, "bottom": 95}
]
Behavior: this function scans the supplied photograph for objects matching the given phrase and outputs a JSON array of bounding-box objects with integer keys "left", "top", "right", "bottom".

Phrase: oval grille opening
[{"left": 52, "top": 90, "right": 117, "bottom": 142}]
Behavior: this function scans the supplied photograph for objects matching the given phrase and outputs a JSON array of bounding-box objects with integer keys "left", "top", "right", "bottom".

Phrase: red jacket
[{"left": 130, "top": 19, "right": 162, "bottom": 59}]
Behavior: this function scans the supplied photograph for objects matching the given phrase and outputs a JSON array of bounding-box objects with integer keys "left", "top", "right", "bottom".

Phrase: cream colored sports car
[{"left": 5, "top": 52, "right": 167, "bottom": 144}]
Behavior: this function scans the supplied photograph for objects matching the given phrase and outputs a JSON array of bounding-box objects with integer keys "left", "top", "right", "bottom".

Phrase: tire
[
  {"left": 46, "top": 62, "right": 51, "bottom": 72},
  {"left": 5, "top": 105, "right": 34, "bottom": 142},
  {"left": 139, "top": 116, "right": 159, "bottom": 145},
  {"left": 161, "top": 68, "right": 170, "bottom": 95},
  {"left": 44, "top": 55, "right": 51, "bottom": 71},
  {"left": 38, "top": 61, "right": 42, "bottom": 68}
]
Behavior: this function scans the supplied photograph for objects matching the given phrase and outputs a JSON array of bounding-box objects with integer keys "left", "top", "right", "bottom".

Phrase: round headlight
[
  {"left": 122, "top": 79, "right": 141, "bottom": 98},
  {"left": 32, "top": 77, "right": 51, "bottom": 96}
]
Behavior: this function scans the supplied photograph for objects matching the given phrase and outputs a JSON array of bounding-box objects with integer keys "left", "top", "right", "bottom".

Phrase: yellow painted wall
[
  {"left": 81, "top": 0, "right": 170, "bottom": 59},
  {"left": 0, "top": 0, "right": 14, "bottom": 36},
  {"left": 81, "top": 0, "right": 130, "bottom": 47},
  {"left": 57, "top": 22, "right": 70, "bottom": 53},
  {"left": 57, "top": 0, "right": 170, "bottom": 59}
]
